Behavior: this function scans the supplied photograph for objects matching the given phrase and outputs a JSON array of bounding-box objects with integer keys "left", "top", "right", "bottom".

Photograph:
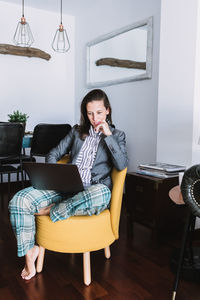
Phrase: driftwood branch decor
[
  {"left": 0, "top": 44, "right": 51, "bottom": 61},
  {"left": 96, "top": 57, "right": 146, "bottom": 70}
]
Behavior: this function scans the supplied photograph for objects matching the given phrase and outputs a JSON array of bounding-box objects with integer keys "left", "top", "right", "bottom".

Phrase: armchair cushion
[{"left": 36, "top": 209, "right": 115, "bottom": 253}]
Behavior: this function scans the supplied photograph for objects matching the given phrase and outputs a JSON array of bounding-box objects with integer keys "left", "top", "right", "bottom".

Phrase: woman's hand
[
  {"left": 95, "top": 121, "right": 112, "bottom": 136},
  {"left": 35, "top": 203, "right": 55, "bottom": 216}
]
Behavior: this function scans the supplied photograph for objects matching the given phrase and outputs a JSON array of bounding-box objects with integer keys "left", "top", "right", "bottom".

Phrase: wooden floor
[{"left": 0, "top": 187, "right": 200, "bottom": 300}]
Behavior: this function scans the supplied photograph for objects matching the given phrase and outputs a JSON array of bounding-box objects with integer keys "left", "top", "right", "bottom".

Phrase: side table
[{"left": 125, "top": 172, "right": 187, "bottom": 236}]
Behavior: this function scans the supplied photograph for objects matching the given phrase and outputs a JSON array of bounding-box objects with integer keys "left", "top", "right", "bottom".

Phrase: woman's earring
[{"left": 106, "top": 116, "right": 111, "bottom": 124}]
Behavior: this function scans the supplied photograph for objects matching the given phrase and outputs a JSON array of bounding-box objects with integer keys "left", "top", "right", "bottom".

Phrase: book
[
  {"left": 137, "top": 167, "right": 180, "bottom": 176},
  {"left": 136, "top": 168, "right": 179, "bottom": 178},
  {"left": 137, "top": 167, "right": 179, "bottom": 176},
  {"left": 138, "top": 162, "right": 186, "bottom": 173}
]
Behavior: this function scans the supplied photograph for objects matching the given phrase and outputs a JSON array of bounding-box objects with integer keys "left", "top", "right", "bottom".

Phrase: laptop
[{"left": 22, "top": 162, "right": 84, "bottom": 193}]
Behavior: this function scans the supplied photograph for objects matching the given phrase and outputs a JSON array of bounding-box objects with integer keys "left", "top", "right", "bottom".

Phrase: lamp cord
[
  {"left": 22, "top": 0, "right": 24, "bottom": 17},
  {"left": 60, "top": 0, "right": 62, "bottom": 24}
]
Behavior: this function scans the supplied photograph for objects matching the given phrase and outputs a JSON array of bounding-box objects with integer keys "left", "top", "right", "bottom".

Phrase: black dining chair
[
  {"left": 22, "top": 123, "right": 72, "bottom": 178},
  {"left": 29, "top": 123, "right": 72, "bottom": 158},
  {"left": 0, "top": 122, "right": 24, "bottom": 204},
  {"left": 12, "top": 123, "right": 71, "bottom": 182}
]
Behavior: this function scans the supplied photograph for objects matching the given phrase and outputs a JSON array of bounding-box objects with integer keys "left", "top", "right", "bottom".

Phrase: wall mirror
[{"left": 86, "top": 17, "right": 153, "bottom": 88}]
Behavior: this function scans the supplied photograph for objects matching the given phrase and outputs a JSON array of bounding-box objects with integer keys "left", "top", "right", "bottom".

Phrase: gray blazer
[{"left": 46, "top": 125, "right": 128, "bottom": 190}]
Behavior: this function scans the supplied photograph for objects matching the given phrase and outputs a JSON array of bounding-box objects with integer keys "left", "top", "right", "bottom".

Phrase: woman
[{"left": 9, "top": 89, "right": 128, "bottom": 280}]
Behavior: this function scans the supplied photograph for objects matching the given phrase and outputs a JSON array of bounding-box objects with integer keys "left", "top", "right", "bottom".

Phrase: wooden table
[{"left": 124, "top": 172, "right": 188, "bottom": 236}]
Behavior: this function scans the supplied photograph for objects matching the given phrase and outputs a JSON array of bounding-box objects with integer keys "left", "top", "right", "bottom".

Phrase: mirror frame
[{"left": 86, "top": 16, "right": 153, "bottom": 88}]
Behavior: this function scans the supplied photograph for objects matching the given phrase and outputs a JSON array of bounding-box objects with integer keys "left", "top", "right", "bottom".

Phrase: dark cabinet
[{"left": 125, "top": 172, "right": 187, "bottom": 235}]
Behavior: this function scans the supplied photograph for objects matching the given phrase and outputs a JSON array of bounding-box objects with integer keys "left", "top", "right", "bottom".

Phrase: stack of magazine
[{"left": 136, "top": 162, "right": 186, "bottom": 178}]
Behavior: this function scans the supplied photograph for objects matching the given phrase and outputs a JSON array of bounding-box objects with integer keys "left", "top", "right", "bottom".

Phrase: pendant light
[
  {"left": 13, "top": 0, "right": 34, "bottom": 47},
  {"left": 52, "top": 0, "right": 70, "bottom": 53}
]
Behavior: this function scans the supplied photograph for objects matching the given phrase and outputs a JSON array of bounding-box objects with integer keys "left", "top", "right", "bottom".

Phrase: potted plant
[{"left": 8, "top": 110, "right": 29, "bottom": 133}]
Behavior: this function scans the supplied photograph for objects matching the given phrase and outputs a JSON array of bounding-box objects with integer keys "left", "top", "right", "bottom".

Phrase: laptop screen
[{"left": 23, "top": 162, "right": 84, "bottom": 193}]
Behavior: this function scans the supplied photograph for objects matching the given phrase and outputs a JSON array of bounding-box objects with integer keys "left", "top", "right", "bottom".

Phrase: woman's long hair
[{"left": 79, "top": 89, "right": 112, "bottom": 138}]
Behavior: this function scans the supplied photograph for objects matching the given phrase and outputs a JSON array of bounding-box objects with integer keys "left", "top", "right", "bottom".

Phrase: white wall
[
  {"left": 0, "top": 0, "right": 161, "bottom": 172},
  {"left": 74, "top": 0, "right": 161, "bottom": 171},
  {"left": 192, "top": 0, "right": 200, "bottom": 165},
  {"left": 0, "top": 1, "right": 75, "bottom": 131},
  {"left": 157, "top": 0, "right": 200, "bottom": 228},
  {"left": 157, "top": 0, "right": 199, "bottom": 168}
]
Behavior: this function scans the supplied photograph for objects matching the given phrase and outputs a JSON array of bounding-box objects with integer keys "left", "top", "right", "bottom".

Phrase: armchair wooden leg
[
  {"left": 83, "top": 252, "right": 91, "bottom": 286},
  {"left": 104, "top": 246, "right": 111, "bottom": 259},
  {"left": 36, "top": 246, "right": 45, "bottom": 273}
]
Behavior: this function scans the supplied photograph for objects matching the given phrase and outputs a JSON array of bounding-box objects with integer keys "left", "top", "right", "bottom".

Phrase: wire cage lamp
[
  {"left": 52, "top": 0, "right": 70, "bottom": 53},
  {"left": 13, "top": 0, "right": 34, "bottom": 47}
]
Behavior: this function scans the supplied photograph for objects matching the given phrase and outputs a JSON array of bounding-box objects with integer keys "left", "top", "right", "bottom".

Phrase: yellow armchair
[{"left": 35, "top": 157, "right": 127, "bottom": 285}]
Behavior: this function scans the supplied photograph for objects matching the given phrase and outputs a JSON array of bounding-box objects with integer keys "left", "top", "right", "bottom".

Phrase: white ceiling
[{"left": 2, "top": 0, "right": 95, "bottom": 15}]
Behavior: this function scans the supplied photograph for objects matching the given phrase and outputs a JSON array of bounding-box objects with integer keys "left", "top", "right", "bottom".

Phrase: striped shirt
[{"left": 76, "top": 126, "right": 101, "bottom": 187}]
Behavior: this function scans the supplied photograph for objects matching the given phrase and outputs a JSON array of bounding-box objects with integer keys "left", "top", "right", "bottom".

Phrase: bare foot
[{"left": 21, "top": 245, "right": 39, "bottom": 280}]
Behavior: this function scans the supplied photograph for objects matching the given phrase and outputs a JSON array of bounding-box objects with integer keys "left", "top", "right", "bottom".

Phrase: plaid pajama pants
[{"left": 8, "top": 184, "right": 111, "bottom": 257}]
